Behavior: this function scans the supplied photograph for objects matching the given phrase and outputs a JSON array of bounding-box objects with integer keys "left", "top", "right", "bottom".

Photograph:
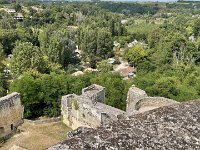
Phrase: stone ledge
[{"left": 24, "top": 117, "right": 61, "bottom": 125}]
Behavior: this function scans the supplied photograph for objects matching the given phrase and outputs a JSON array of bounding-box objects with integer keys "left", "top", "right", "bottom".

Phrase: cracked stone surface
[{"left": 47, "top": 100, "right": 200, "bottom": 150}]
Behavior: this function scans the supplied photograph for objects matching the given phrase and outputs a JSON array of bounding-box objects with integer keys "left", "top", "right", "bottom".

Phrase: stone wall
[
  {"left": 62, "top": 95, "right": 102, "bottom": 129},
  {"left": 82, "top": 84, "right": 105, "bottom": 103},
  {"left": 62, "top": 84, "right": 180, "bottom": 130},
  {"left": 126, "top": 85, "right": 178, "bottom": 113},
  {"left": 61, "top": 85, "right": 124, "bottom": 130},
  {"left": 47, "top": 100, "right": 200, "bottom": 150},
  {"left": 0, "top": 93, "right": 24, "bottom": 139},
  {"left": 126, "top": 86, "right": 147, "bottom": 113},
  {"left": 24, "top": 117, "right": 61, "bottom": 125},
  {"left": 48, "top": 85, "right": 197, "bottom": 149},
  {"left": 135, "top": 97, "right": 179, "bottom": 112}
]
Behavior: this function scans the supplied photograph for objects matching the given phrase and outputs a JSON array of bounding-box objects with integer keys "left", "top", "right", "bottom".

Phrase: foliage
[
  {"left": 2, "top": 1, "right": 200, "bottom": 119},
  {"left": 0, "top": 43, "right": 4, "bottom": 72},
  {"left": 0, "top": 73, "right": 5, "bottom": 97},
  {"left": 79, "top": 27, "right": 115, "bottom": 65},
  {"left": 13, "top": 3, "right": 22, "bottom": 12},
  {"left": 72, "top": 98, "right": 79, "bottom": 110},
  {"left": 133, "top": 68, "right": 200, "bottom": 102},
  {"left": 97, "top": 60, "right": 113, "bottom": 73},
  {"left": 10, "top": 71, "right": 131, "bottom": 118},
  {"left": 125, "top": 45, "right": 148, "bottom": 66},
  {"left": 0, "top": 43, "right": 5, "bottom": 96},
  {"left": 38, "top": 26, "right": 78, "bottom": 69},
  {"left": 98, "top": 2, "right": 160, "bottom": 15},
  {"left": 10, "top": 41, "right": 46, "bottom": 77},
  {"left": 91, "top": 73, "right": 128, "bottom": 110},
  {"left": 10, "top": 71, "right": 93, "bottom": 118}
]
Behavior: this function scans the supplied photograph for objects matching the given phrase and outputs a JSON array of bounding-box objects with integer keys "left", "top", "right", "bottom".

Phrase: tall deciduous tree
[
  {"left": 0, "top": 43, "right": 4, "bottom": 72},
  {"left": 97, "top": 28, "right": 113, "bottom": 59},
  {"left": 39, "top": 27, "right": 77, "bottom": 70},
  {"left": 0, "top": 43, "right": 5, "bottom": 97},
  {"left": 91, "top": 73, "right": 127, "bottom": 110},
  {"left": 193, "top": 19, "right": 200, "bottom": 37},
  {"left": 10, "top": 41, "right": 45, "bottom": 77}
]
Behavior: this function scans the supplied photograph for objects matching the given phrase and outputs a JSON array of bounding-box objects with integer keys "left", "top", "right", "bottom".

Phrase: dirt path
[
  {"left": 1, "top": 122, "right": 71, "bottom": 150},
  {"left": 114, "top": 57, "right": 129, "bottom": 72}
]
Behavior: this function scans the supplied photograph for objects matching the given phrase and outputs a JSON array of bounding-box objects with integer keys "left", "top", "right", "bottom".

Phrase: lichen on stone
[{"left": 47, "top": 100, "right": 200, "bottom": 150}]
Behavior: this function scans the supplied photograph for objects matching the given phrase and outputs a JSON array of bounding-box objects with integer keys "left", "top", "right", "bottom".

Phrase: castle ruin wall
[
  {"left": 126, "top": 86, "right": 147, "bottom": 113},
  {"left": 0, "top": 92, "right": 24, "bottom": 139},
  {"left": 126, "top": 86, "right": 179, "bottom": 113},
  {"left": 135, "top": 97, "right": 179, "bottom": 112},
  {"left": 62, "top": 85, "right": 124, "bottom": 130},
  {"left": 82, "top": 84, "right": 105, "bottom": 103},
  {"left": 62, "top": 94, "right": 103, "bottom": 129},
  {"left": 62, "top": 84, "right": 180, "bottom": 130}
]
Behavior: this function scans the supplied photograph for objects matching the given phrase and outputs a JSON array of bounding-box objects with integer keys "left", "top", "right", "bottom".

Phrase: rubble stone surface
[{"left": 47, "top": 100, "right": 200, "bottom": 150}]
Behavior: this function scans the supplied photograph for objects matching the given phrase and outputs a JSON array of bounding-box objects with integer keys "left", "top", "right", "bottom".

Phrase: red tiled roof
[{"left": 118, "top": 66, "right": 135, "bottom": 77}]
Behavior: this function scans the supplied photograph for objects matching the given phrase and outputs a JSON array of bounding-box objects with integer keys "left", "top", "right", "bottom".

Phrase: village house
[
  {"left": 107, "top": 58, "right": 116, "bottom": 64},
  {"left": 113, "top": 41, "right": 120, "bottom": 47},
  {"left": 189, "top": 34, "right": 195, "bottom": 42},
  {"left": 121, "top": 19, "right": 128, "bottom": 25},
  {"left": 117, "top": 66, "right": 135, "bottom": 79},
  {"left": 127, "top": 39, "right": 148, "bottom": 48},
  {"left": 14, "top": 13, "right": 24, "bottom": 20},
  {"left": 6, "top": 9, "right": 16, "bottom": 13},
  {"left": 71, "top": 71, "right": 84, "bottom": 76}
]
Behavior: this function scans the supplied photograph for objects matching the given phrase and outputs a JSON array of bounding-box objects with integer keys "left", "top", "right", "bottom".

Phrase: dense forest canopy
[{"left": 0, "top": 1, "right": 200, "bottom": 118}]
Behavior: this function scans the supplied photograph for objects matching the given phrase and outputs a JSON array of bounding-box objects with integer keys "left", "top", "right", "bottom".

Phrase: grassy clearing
[
  {"left": 1, "top": 122, "right": 71, "bottom": 150},
  {"left": 126, "top": 22, "right": 158, "bottom": 35}
]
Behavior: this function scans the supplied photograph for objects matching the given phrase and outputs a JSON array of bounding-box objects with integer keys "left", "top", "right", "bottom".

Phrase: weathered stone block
[{"left": 0, "top": 92, "right": 23, "bottom": 139}]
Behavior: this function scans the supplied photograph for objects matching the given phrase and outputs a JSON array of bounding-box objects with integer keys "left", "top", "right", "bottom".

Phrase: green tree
[
  {"left": 0, "top": 44, "right": 5, "bottom": 97},
  {"left": 10, "top": 71, "right": 43, "bottom": 118},
  {"left": 97, "top": 60, "right": 113, "bottom": 73},
  {"left": 0, "top": 73, "right": 5, "bottom": 97},
  {"left": 0, "top": 29, "right": 20, "bottom": 55},
  {"left": 10, "top": 41, "right": 46, "bottom": 77},
  {"left": 13, "top": 3, "right": 22, "bottom": 12},
  {"left": 59, "top": 37, "right": 77, "bottom": 69},
  {"left": 125, "top": 45, "right": 147, "bottom": 66},
  {"left": 97, "top": 28, "right": 113, "bottom": 59},
  {"left": 0, "top": 43, "right": 5, "bottom": 72},
  {"left": 152, "top": 76, "right": 180, "bottom": 99},
  {"left": 193, "top": 19, "right": 200, "bottom": 37},
  {"left": 10, "top": 71, "right": 93, "bottom": 118},
  {"left": 91, "top": 73, "right": 127, "bottom": 110},
  {"left": 39, "top": 27, "right": 78, "bottom": 70}
]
